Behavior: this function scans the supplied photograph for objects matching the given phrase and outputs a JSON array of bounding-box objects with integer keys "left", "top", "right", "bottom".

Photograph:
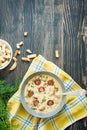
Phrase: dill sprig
[{"left": 0, "top": 79, "right": 21, "bottom": 130}]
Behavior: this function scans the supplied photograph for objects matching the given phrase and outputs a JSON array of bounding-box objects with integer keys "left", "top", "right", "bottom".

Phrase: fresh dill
[{"left": 0, "top": 79, "right": 21, "bottom": 130}]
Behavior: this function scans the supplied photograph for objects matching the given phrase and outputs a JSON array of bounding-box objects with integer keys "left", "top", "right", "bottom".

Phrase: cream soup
[{"left": 24, "top": 74, "right": 63, "bottom": 113}]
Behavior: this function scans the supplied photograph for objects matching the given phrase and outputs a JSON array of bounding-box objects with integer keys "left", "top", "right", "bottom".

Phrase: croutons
[
  {"left": 21, "top": 57, "right": 30, "bottom": 62},
  {"left": 55, "top": 50, "right": 59, "bottom": 58},
  {"left": 27, "top": 54, "right": 37, "bottom": 59},
  {"left": 16, "top": 41, "right": 24, "bottom": 49},
  {"left": 24, "top": 32, "right": 28, "bottom": 37},
  {"left": 0, "top": 42, "right": 12, "bottom": 68}
]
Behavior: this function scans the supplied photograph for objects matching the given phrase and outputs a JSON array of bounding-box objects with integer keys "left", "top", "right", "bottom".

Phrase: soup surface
[{"left": 24, "top": 73, "right": 63, "bottom": 113}]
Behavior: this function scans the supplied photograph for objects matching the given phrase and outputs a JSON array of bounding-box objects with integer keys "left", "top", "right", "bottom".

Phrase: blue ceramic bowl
[{"left": 20, "top": 71, "right": 66, "bottom": 118}]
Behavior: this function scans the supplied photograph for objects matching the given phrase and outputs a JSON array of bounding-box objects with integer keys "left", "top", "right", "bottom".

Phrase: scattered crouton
[
  {"left": 14, "top": 50, "right": 20, "bottom": 57},
  {"left": 9, "top": 61, "right": 17, "bottom": 71},
  {"left": 27, "top": 54, "right": 37, "bottom": 59},
  {"left": 16, "top": 41, "right": 24, "bottom": 49},
  {"left": 26, "top": 49, "right": 32, "bottom": 54},
  {"left": 24, "top": 32, "right": 28, "bottom": 37},
  {"left": 21, "top": 57, "right": 30, "bottom": 62},
  {"left": 55, "top": 50, "right": 59, "bottom": 58}
]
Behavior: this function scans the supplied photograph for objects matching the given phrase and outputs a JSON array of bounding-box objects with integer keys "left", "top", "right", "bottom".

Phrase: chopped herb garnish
[
  {"left": 42, "top": 98, "right": 46, "bottom": 103},
  {"left": 55, "top": 88, "right": 59, "bottom": 91},
  {"left": 39, "top": 75, "right": 42, "bottom": 80},
  {"left": 28, "top": 83, "right": 30, "bottom": 86},
  {"left": 31, "top": 107, "right": 36, "bottom": 110},
  {"left": 46, "top": 76, "right": 48, "bottom": 79},
  {"left": 44, "top": 92, "right": 46, "bottom": 94},
  {"left": 42, "top": 80, "right": 46, "bottom": 82},
  {"left": 31, "top": 82, "right": 34, "bottom": 85},
  {"left": 31, "top": 85, "right": 34, "bottom": 88}
]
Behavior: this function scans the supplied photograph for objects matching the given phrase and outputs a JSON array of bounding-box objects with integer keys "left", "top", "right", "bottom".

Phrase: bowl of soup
[
  {"left": 20, "top": 71, "right": 66, "bottom": 118},
  {"left": 0, "top": 39, "right": 13, "bottom": 70}
]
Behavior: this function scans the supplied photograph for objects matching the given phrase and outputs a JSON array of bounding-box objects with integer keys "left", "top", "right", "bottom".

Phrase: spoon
[{"left": 55, "top": 89, "right": 87, "bottom": 96}]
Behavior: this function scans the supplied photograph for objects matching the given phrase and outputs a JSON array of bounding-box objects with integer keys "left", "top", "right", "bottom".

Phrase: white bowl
[{"left": 0, "top": 39, "right": 13, "bottom": 70}]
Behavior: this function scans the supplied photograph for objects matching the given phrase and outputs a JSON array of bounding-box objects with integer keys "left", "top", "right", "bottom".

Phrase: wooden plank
[
  {"left": 63, "top": 0, "right": 87, "bottom": 129},
  {"left": 0, "top": 0, "right": 25, "bottom": 83},
  {"left": 23, "top": 0, "right": 64, "bottom": 68},
  {"left": 63, "top": 0, "right": 84, "bottom": 83}
]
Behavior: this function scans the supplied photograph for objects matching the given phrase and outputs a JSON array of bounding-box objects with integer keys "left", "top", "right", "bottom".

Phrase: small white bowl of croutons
[{"left": 0, "top": 39, "right": 13, "bottom": 70}]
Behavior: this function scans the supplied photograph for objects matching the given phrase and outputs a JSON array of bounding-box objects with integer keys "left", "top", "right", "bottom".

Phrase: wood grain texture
[
  {"left": 0, "top": 0, "right": 87, "bottom": 129},
  {"left": 63, "top": 0, "right": 84, "bottom": 82},
  {"left": 0, "top": 0, "right": 64, "bottom": 82}
]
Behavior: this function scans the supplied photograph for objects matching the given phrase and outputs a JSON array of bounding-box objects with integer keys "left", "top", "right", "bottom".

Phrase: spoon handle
[{"left": 55, "top": 89, "right": 87, "bottom": 96}]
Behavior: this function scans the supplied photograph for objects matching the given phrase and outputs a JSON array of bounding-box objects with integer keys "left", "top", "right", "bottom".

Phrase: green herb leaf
[
  {"left": 42, "top": 97, "right": 46, "bottom": 103},
  {"left": 31, "top": 107, "right": 36, "bottom": 110},
  {"left": 55, "top": 88, "right": 59, "bottom": 91}
]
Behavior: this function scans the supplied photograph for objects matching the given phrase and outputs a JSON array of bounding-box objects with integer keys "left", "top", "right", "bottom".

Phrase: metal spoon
[{"left": 55, "top": 89, "right": 87, "bottom": 96}]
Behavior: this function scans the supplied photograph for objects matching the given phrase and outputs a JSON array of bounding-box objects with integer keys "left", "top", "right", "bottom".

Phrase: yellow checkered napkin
[{"left": 7, "top": 55, "right": 87, "bottom": 130}]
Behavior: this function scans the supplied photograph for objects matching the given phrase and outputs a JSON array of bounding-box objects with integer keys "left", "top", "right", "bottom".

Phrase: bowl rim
[
  {"left": 0, "top": 39, "right": 13, "bottom": 70},
  {"left": 20, "top": 71, "right": 66, "bottom": 118}
]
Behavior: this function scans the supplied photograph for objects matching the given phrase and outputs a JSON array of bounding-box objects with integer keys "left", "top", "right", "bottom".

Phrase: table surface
[{"left": 0, "top": 0, "right": 87, "bottom": 130}]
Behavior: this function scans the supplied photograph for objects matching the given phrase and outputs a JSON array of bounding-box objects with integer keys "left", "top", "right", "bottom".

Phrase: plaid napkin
[{"left": 7, "top": 55, "right": 87, "bottom": 130}]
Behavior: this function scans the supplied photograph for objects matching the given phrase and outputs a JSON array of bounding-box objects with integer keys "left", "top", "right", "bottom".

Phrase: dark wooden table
[{"left": 0, "top": 0, "right": 87, "bottom": 130}]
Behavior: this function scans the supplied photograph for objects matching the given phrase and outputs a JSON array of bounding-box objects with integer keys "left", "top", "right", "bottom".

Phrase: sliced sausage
[
  {"left": 28, "top": 90, "right": 34, "bottom": 97},
  {"left": 33, "top": 100, "right": 39, "bottom": 106},
  {"left": 34, "top": 78, "right": 41, "bottom": 85},
  {"left": 47, "top": 80, "right": 54, "bottom": 85},
  {"left": 47, "top": 100, "right": 54, "bottom": 106},
  {"left": 38, "top": 87, "right": 45, "bottom": 92}
]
